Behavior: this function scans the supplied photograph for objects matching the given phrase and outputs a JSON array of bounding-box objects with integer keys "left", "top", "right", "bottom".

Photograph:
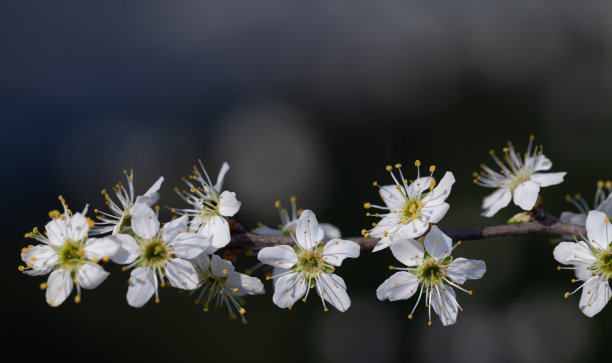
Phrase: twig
[{"left": 228, "top": 220, "right": 586, "bottom": 249}]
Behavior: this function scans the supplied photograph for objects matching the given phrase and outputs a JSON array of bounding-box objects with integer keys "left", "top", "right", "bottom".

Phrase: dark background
[{"left": 2, "top": 1, "right": 611, "bottom": 362}]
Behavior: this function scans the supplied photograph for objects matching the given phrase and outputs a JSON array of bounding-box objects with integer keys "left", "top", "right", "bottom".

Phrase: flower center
[
  {"left": 297, "top": 250, "right": 324, "bottom": 279},
  {"left": 141, "top": 238, "right": 170, "bottom": 268},
  {"left": 417, "top": 258, "right": 448, "bottom": 287},
  {"left": 509, "top": 175, "right": 531, "bottom": 191},
  {"left": 57, "top": 239, "right": 86, "bottom": 270},
  {"left": 401, "top": 199, "right": 424, "bottom": 223},
  {"left": 595, "top": 249, "right": 612, "bottom": 280}
]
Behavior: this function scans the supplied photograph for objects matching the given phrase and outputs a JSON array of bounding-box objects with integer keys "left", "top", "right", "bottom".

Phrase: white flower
[
  {"left": 376, "top": 226, "right": 486, "bottom": 326},
  {"left": 560, "top": 180, "right": 612, "bottom": 227},
  {"left": 553, "top": 210, "right": 612, "bottom": 317},
  {"left": 175, "top": 160, "right": 241, "bottom": 251},
  {"left": 253, "top": 196, "right": 341, "bottom": 238},
  {"left": 92, "top": 169, "right": 164, "bottom": 235},
  {"left": 191, "top": 253, "right": 264, "bottom": 323},
  {"left": 364, "top": 161, "right": 455, "bottom": 252},
  {"left": 474, "top": 135, "right": 566, "bottom": 217},
  {"left": 257, "top": 209, "right": 360, "bottom": 312},
  {"left": 112, "top": 203, "right": 211, "bottom": 307},
  {"left": 20, "top": 196, "right": 119, "bottom": 306}
]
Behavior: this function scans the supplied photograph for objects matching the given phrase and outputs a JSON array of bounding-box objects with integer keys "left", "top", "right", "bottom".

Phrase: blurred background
[{"left": 2, "top": 0, "right": 612, "bottom": 362}]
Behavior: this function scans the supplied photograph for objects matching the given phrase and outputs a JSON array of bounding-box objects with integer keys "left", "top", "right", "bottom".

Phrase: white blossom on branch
[
  {"left": 257, "top": 209, "right": 359, "bottom": 312},
  {"left": 363, "top": 161, "right": 455, "bottom": 252},
  {"left": 474, "top": 135, "right": 566, "bottom": 217},
  {"left": 174, "top": 160, "right": 241, "bottom": 251},
  {"left": 20, "top": 196, "right": 119, "bottom": 306},
  {"left": 553, "top": 210, "right": 612, "bottom": 317},
  {"left": 376, "top": 226, "right": 486, "bottom": 326},
  {"left": 92, "top": 169, "right": 164, "bottom": 235}
]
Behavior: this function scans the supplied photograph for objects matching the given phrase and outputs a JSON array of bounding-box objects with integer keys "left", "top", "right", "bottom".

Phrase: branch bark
[{"left": 228, "top": 219, "right": 586, "bottom": 249}]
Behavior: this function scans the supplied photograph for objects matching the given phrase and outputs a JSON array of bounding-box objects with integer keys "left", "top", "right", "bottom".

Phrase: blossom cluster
[
  {"left": 20, "top": 163, "right": 263, "bottom": 323},
  {"left": 19, "top": 136, "right": 612, "bottom": 326}
]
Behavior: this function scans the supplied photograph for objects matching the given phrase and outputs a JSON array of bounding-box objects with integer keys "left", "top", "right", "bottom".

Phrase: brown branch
[{"left": 228, "top": 220, "right": 586, "bottom": 249}]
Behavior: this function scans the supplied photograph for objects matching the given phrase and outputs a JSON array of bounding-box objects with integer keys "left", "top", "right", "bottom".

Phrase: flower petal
[
  {"left": 389, "top": 238, "right": 424, "bottom": 266},
  {"left": 46, "top": 269, "right": 73, "bottom": 307},
  {"left": 432, "top": 284, "right": 459, "bottom": 326},
  {"left": 321, "top": 223, "right": 342, "bottom": 239},
  {"left": 379, "top": 185, "right": 406, "bottom": 210},
  {"left": 135, "top": 176, "right": 164, "bottom": 206},
  {"left": 319, "top": 273, "right": 351, "bottom": 312},
  {"left": 579, "top": 276, "right": 611, "bottom": 317},
  {"left": 252, "top": 225, "right": 284, "bottom": 236},
  {"left": 407, "top": 177, "right": 434, "bottom": 198},
  {"left": 257, "top": 245, "right": 298, "bottom": 268},
  {"left": 161, "top": 215, "right": 188, "bottom": 242},
  {"left": 21, "top": 245, "right": 57, "bottom": 275},
  {"left": 131, "top": 203, "right": 160, "bottom": 239},
  {"left": 596, "top": 194, "right": 612, "bottom": 216},
  {"left": 296, "top": 209, "right": 324, "bottom": 250},
  {"left": 369, "top": 214, "right": 401, "bottom": 238},
  {"left": 530, "top": 172, "right": 566, "bottom": 187},
  {"left": 218, "top": 191, "right": 241, "bottom": 217},
  {"left": 513, "top": 181, "right": 540, "bottom": 211},
  {"left": 322, "top": 239, "right": 360, "bottom": 266},
  {"left": 83, "top": 237, "right": 119, "bottom": 262},
  {"left": 423, "top": 171, "right": 455, "bottom": 206},
  {"left": 553, "top": 241, "right": 596, "bottom": 266},
  {"left": 372, "top": 237, "right": 391, "bottom": 252},
  {"left": 192, "top": 252, "right": 211, "bottom": 274},
  {"left": 402, "top": 218, "right": 429, "bottom": 239},
  {"left": 168, "top": 232, "right": 211, "bottom": 259},
  {"left": 574, "top": 262, "right": 594, "bottom": 282},
  {"left": 198, "top": 215, "right": 231, "bottom": 250},
  {"left": 376, "top": 271, "right": 419, "bottom": 301},
  {"left": 424, "top": 226, "right": 452, "bottom": 260},
  {"left": 165, "top": 258, "right": 199, "bottom": 290},
  {"left": 272, "top": 272, "right": 307, "bottom": 308},
  {"left": 446, "top": 258, "right": 487, "bottom": 284},
  {"left": 586, "top": 210, "right": 612, "bottom": 250},
  {"left": 227, "top": 273, "right": 265, "bottom": 296},
  {"left": 45, "top": 217, "right": 68, "bottom": 246},
  {"left": 533, "top": 155, "right": 552, "bottom": 172},
  {"left": 210, "top": 254, "right": 235, "bottom": 277},
  {"left": 214, "top": 162, "right": 230, "bottom": 193},
  {"left": 108, "top": 234, "right": 140, "bottom": 264},
  {"left": 67, "top": 212, "right": 90, "bottom": 241},
  {"left": 127, "top": 267, "right": 157, "bottom": 307},
  {"left": 559, "top": 212, "right": 587, "bottom": 227},
  {"left": 420, "top": 202, "right": 450, "bottom": 224},
  {"left": 77, "top": 262, "right": 110, "bottom": 290},
  {"left": 481, "top": 188, "right": 512, "bottom": 217}
]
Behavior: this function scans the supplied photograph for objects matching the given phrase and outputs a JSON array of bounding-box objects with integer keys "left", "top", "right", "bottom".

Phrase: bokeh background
[{"left": 2, "top": 1, "right": 612, "bottom": 362}]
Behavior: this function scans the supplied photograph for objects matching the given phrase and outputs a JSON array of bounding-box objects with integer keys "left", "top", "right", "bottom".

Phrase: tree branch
[{"left": 228, "top": 219, "right": 586, "bottom": 249}]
